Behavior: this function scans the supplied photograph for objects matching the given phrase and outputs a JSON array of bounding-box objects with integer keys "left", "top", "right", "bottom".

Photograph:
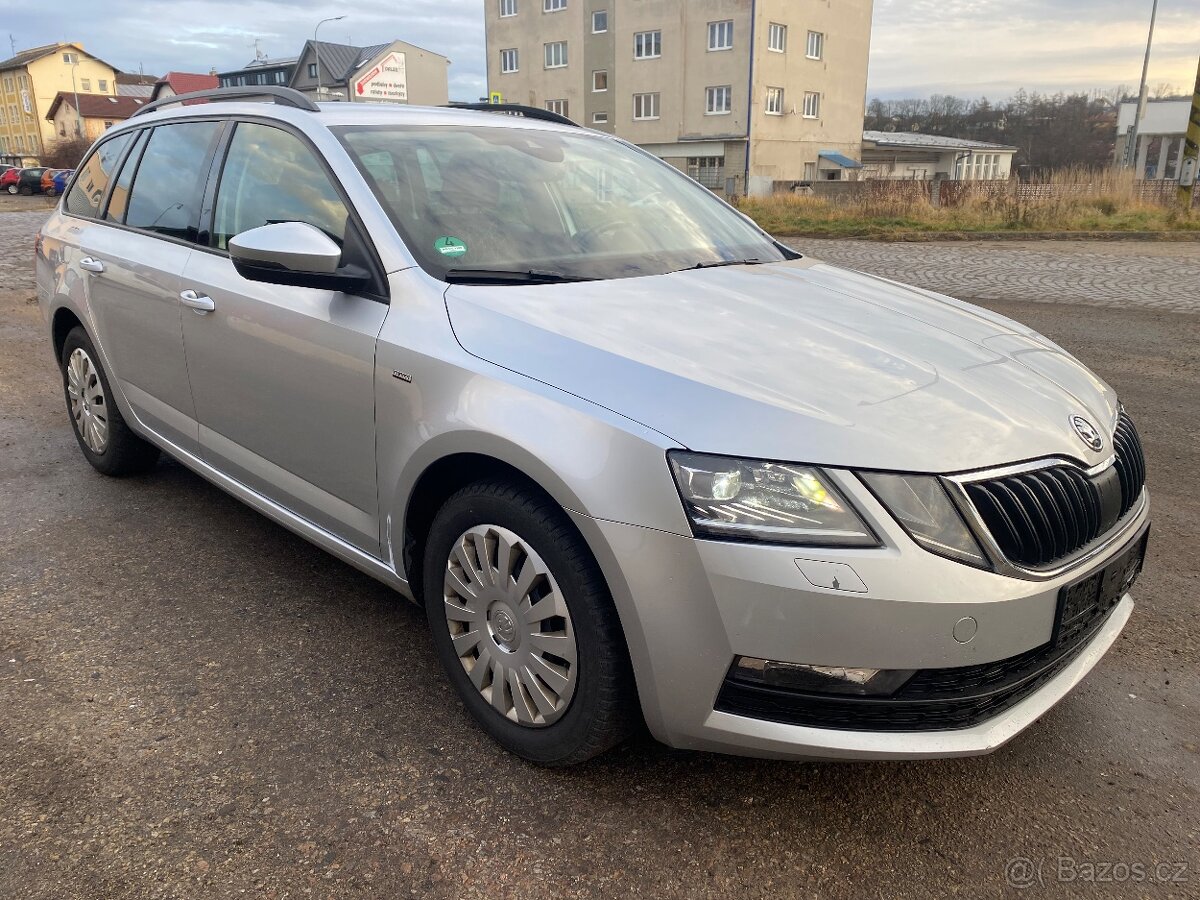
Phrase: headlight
[
  {"left": 859, "top": 472, "right": 989, "bottom": 568},
  {"left": 667, "top": 451, "right": 878, "bottom": 546}
]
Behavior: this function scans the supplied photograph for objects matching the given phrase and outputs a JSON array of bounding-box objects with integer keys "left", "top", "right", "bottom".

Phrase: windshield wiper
[
  {"left": 443, "top": 268, "right": 594, "bottom": 285},
  {"left": 682, "top": 258, "right": 765, "bottom": 272}
]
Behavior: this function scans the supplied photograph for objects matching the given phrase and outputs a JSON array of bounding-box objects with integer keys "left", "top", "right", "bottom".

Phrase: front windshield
[{"left": 335, "top": 123, "right": 787, "bottom": 282}]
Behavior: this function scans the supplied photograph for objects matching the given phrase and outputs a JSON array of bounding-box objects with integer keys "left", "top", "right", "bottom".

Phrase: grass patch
[{"left": 737, "top": 168, "right": 1199, "bottom": 237}]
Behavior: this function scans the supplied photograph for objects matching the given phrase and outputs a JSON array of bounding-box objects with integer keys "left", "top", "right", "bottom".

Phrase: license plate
[{"left": 1055, "top": 528, "right": 1148, "bottom": 646}]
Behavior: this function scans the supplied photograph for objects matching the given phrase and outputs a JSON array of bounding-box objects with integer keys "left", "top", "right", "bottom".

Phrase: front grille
[{"left": 963, "top": 412, "right": 1145, "bottom": 568}]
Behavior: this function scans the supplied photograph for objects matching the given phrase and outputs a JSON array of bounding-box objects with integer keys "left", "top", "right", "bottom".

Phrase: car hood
[{"left": 444, "top": 258, "right": 1118, "bottom": 473}]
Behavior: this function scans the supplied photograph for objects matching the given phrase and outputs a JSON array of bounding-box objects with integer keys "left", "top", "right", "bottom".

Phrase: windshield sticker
[{"left": 435, "top": 236, "right": 468, "bottom": 259}]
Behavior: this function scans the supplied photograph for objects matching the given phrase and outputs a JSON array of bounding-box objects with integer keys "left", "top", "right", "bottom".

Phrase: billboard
[{"left": 353, "top": 52, "right": 407, "bottom": 103}]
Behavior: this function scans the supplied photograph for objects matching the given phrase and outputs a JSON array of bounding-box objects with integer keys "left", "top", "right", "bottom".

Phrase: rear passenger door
[
  {"left": 179, "top": 121, "right": 388, "bottom": 555},
  {"left": 77, "top": 120, "right": 224, "bottom": 453}
]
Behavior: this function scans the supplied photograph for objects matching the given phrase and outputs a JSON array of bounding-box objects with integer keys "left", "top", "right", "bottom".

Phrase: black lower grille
[
  {"left": 964, "top": 412, "right": 1146, "bottom": 568},
  {"left": 714, "top": 528, "right": 1147, "bottom": 733}
]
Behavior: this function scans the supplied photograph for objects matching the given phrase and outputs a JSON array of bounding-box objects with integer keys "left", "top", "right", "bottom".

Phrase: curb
[{"left": 774, "top": 230, "right": 1200, "bottom": 243}]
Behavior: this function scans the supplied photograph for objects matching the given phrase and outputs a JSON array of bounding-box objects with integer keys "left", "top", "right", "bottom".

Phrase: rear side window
[
  {"left": 125, "top": 121, "right": 222, "bottom": 241},
  {"left": 212, "top": 122, "right": 348, "bottom": 251},
  {"left": 64, "top": 132, "right": 133, "bottom": 218},
  {"left": 105, "top": 129, "right": 149, "bottom": 223}
]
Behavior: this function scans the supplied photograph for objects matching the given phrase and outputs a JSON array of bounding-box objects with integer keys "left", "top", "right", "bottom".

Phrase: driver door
[{"left": 179, "top": 121, "right": 388, "bottom": 555}]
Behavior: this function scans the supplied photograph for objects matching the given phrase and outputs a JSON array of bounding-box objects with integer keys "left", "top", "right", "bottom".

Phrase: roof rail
[
  {"left": 445, "top": 102, "right": 580, "bottom": 128},
  {"left": 132, "top": 86, "right": 320, "bottom": 118}
]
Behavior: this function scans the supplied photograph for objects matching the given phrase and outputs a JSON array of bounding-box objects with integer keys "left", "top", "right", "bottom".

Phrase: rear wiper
[{"left": 443, "top": 268, "right": 594, "bottom": 285}]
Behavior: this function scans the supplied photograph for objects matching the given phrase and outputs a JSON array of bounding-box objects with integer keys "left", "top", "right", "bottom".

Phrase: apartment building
[
  {"left": 0, "top": 42, "right": 118, "bottom": 164},
  {"left": 484, "top": 0, "right": 873, "bottom": 195}
]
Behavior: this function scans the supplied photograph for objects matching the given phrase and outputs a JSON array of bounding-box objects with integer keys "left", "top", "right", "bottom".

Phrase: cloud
[{"left": 8, "top": 0, "right": 1197, "bottom": 104}]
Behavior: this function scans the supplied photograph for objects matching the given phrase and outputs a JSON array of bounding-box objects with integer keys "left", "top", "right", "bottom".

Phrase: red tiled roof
[
  {"left": 156, "top": 71, "right": 219, "bottom": 96},
  {"left": 46, "top": 92, "right": 148, "bottom": 121}
]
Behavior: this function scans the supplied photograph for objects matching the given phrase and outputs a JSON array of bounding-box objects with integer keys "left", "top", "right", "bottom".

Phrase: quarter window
[
  {"left": 765, "top": 87, "right": 785, "bottom": 115},
  {"left": 105, "top": 129, "right": 150, "bottom": 223},
  {"left": 708, "top": 20, "right": 733, "bottom": 51},
  {"left": 544, "top": 41, "right": 568, "bottom": 68},
  {"left": 633, "top": 92, "right": 659, "bottom": 120},
  {"left": 125, "top": 121, "right": 222, "bottom": 240},
  {"left": 803, "top": 91, "right": 821, "bottom": 118},
  {"left": 768, "top": 23, "right": 787, "bottom": 53},
  {"left": 500, "top": 0, "right": 517, "bottom": 15},
  {"left": 64, "top": 130, "right": 133, "bottom": 218},
  {"left": 706, "top": 85, "right": 731, "bottom": 115},
  {"left": 592, "top": 10, "right": 608, "bottom": 32},
  {"left": 501, "top": 48, "right": 519, "bottom": 73},
  {"left": 806, "top": 31, "right": 824, "bottom": 59},
  {"left": 634, "top": 31, "right": 661, "bottom": 59},
  {"left": 213, "top": 122, "right": 349, "bottom": 251}
]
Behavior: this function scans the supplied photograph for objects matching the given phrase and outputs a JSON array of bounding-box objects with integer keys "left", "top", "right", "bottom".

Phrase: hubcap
[
  {"left": 443, "top": 524, "right": 578, "bottom": 727},
  {"left": 66, "top": 348, "right": 108, "bottom": 454}
]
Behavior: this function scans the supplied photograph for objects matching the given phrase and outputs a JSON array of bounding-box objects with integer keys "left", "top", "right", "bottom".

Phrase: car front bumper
[{"left": 569, "top": 477, "right": 1148, "bottom": 761}]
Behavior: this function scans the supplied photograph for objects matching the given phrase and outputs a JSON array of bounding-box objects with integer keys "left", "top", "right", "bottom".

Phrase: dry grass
[{"left": 739, "top": 168, "right": 1199, "bottom": 237}]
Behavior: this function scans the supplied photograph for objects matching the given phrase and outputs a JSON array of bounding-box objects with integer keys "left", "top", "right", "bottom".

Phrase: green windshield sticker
[{"left": 434, "top": 236, "right": 468, "bottom": 259}]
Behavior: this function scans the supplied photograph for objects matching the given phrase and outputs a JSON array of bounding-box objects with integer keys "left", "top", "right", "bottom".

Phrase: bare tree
[{"left": 42, "top": 136, "right": 92, "bottom": 170}]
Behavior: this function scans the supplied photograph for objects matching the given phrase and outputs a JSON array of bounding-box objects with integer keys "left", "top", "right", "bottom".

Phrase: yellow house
[
  {"left": 0, "top": 42, "right": 118, "bottom": 164},
  {"left": 46, "top": 93, "right": 148, "bottom": 143}
]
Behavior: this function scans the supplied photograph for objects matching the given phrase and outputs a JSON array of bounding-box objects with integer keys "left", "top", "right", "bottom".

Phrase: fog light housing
[{"left": 733, "top": 656, "right": 915, "bottom": 697}]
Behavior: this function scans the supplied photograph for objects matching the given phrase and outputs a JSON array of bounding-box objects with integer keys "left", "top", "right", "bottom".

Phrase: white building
[
  {"left": 861, "top": 131, "right": 1016, "bottom": 181},
  {"left": 1115, "top": 99, "right": 1191, "bottom": 180}
]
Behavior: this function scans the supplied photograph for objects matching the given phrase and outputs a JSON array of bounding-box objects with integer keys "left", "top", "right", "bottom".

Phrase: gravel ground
[{"left": 2, "top": 210, "right": 1198, "bottom": 898}]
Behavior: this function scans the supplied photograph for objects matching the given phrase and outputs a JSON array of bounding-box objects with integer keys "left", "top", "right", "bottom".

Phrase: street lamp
[
  {"left": 313, "top": 15, "right": 347, "bottom": 101},
  {"left": 69, "top": 54, "right": 83, "bottom": 138}
]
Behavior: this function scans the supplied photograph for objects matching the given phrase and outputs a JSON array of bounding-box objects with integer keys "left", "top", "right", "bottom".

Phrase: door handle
[
  {"left": 179, "top": 289, "right": 216, "bottom": 314},
  {"left": 79, "top": 257, "right": 105, "bottom": 273}
]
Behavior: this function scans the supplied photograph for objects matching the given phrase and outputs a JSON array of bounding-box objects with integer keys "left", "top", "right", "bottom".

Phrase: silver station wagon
[{"left": 35, "top": 88, "right": 1149, "bottom": 765}]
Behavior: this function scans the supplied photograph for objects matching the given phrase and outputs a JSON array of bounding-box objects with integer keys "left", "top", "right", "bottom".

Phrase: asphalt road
[{"left": 2, "top": 210, "right": 1198, "bottom": 899}]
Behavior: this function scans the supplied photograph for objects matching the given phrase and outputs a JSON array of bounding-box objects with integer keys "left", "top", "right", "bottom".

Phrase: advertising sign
[{"left": 354, "top": 52, "right": 407, "bottom": 103}]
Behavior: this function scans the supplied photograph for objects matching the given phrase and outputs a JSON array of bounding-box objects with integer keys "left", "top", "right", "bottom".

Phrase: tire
[
  {"left": 61, "top": 326, "right": 160, "bottom": 476},
  {"left": 45, "top": 188, "right": 56, "bottom": 197},
  {"left": 6, "top": 184, "right": 18, "bottom": 194},
  {"left": 18, "top": 184, "right": 33, "bottom": 196},
  {"left": 423, "top": 479, "right": 636, "bottom": 766}
]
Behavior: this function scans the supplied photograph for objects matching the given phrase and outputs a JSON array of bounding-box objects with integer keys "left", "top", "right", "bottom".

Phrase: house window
[
  {"left": 544, "top": 41, "right": 568, "bottom": 68},
  {"left": 803, "top": 91, "right": 821, "bottom": 118},
  {"left": 705, "top": 85, "right": 731, "bottom": 115},
  {"left": 592, "top": 111, "right": 609, "bottom": 124},
  {"left": 62, "top": 52, "right": 74, "bottom": 63},
  {"left": 806, "top": 31, "right": 824, "bottom": 59},
  {"left": 500, "top": 0, "right": 517, "bottom": 15},
  {"left": 544, "top": 0, "right": 566, "bottom": 11},
  {"left": 592, "top": 10, "right": 608, "bottom": 32},
  {"left": 81, "top": 78, "right": 91, "bottom": 91},
  {"left": 633, "top": 92, "right": 660, "bottom": 120},
  {"left": 708, "top": 20, "right": 733, "bottom": 51},
  {"left": 804, "top": 162, "right": 816, "bottom": 181},
  {"left": 546, "top": 99, "right": 568, "bottom": 117},
  {"left": 275, "top": 70, "right": 288, "bottom": 84},
  {"left": 308, "top": 63, "right": 318, "bottom": 78},
  {"left": 768, "top": 23, "right": 787, "bottom": 53},
  {"left": 765, "top": 87, "right": 785, "bottom": 115},
  {"left": 634, "top": 31, "right": 661, "bottom": 60},
  {"left": 99, "top": 79, "right": 108, "bottom": 92},
  {"left": 501, "top": 49, "right": 519, "bottom": 73},
  {"left": 104, "top": 120, "right": 113, "bottom": 129},
  {"left": 593, "top": 70, "right": 608, "bottom": 91},
  {"left": 687, "top": 156, "right": 724, "bottom": 190}
]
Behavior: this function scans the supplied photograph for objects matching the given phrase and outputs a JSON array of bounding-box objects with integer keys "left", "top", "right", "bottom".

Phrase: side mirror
[{"left": 228, "top": 222, "right": 369, "bottom": 293}]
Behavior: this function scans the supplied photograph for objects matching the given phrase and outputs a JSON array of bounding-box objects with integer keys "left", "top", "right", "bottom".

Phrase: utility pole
[
  {"left": 1122, "top": 0, "right": 1158, "bottom": 171},
  {"left": 1179, "top": 54, "right": 1199, "bottom": 208}
]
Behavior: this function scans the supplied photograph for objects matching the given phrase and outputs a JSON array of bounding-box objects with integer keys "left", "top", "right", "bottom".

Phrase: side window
[
  {"left": 64, "top": 131, "right": 133, "bottom": 218},
  {"left": 212, "top": 122, "right": 349, "bottom": 250},
  {"left": 104, "top": 129, "right": 149, "bottom": 223},
  {"left": 125, "top": 121, "right": 222, "bottom": 241}
]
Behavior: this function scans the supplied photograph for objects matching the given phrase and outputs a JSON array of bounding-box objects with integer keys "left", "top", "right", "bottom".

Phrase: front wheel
[{"left": 423, "top": 480, "right": 636, "bottom": 766}]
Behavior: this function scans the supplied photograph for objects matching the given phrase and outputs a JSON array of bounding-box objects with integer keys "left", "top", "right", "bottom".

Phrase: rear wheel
[
  {"left": 18, "top": 184, "right": 33, "bottom": 196},
  {"left": 61, "top": 326, "right": 160, "bottom": 476},
  {"left": 423, "top": 480, "right": 636, "bottom": 765},
  {"left": 45, "top": 187, "right": 57, "bottom": 197}
]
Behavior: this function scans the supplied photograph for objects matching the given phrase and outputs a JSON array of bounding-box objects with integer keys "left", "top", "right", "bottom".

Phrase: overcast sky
[{"left": 9, "top": 0, "right": 1199, "bottom": 103}]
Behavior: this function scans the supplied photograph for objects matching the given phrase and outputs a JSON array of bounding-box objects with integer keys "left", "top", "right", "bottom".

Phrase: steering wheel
[{"left": 575, "top": 219, "right": 635, "bottom": 249}]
